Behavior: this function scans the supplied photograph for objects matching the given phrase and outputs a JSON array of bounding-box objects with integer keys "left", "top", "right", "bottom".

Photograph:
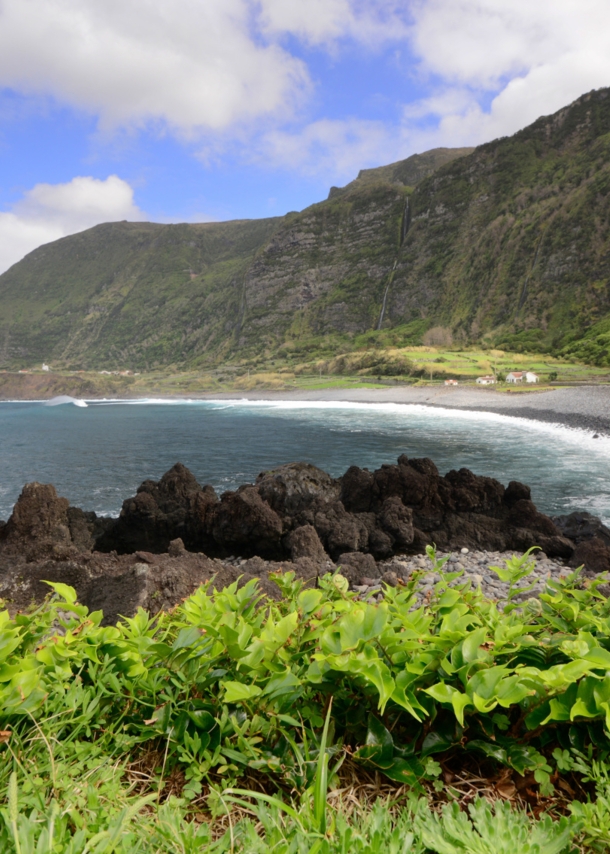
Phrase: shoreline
[
  {"left": 2, "top": 384, "right": 610, "bottom": 436},
  {"left": 182, "top": 385, "right": 610, "bottom": 437}
]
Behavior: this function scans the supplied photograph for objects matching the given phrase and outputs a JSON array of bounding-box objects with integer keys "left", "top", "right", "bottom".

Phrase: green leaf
[
  {"left": 461, "top": 627, "right": 488, "bottom": 663},
  {"left": 262, "top": 670, "right": 302, "bottom": 701},
  {"left": 298, "top": 589, "right": 323, "bottom": 614},
  {"left": 43, "top": 581, "right": 77, "bottom": 604},
  {"left": 355, "top": 715, "right": 394, "bottom": 767},
  {"left": 172, "top": 626, "right": 203, "bottom": 651},
  {"left": 223, "top": 682, "right": 263, "bottom": 703}
]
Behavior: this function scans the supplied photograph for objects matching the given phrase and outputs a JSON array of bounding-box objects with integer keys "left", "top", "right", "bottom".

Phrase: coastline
[
  {"left": 188, "top": 385, "right": 610, "bottom": 437},
  {"left": 2, "top": 382, "right": 610, "bottom": 436}
]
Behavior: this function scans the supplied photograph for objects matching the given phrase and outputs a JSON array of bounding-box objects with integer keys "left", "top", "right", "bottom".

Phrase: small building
[
  {"left": 444, "top": 379, "right": 459, "bottom": 386},
  {"left": 41, "top": 363, "right": 50, "bottom": 372},
  {"left": 476, "top": 375, "right": 496, "bottom": 385},
  {"left": 506, "top": 371, "right": 539, "bottom": 383}
]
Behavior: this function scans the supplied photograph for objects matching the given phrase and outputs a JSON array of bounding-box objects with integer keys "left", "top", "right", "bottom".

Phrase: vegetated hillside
[
  {"left": 327, "top": 146, "right": 474, "bottom": 197},
  {"left": 0, "top": 217, "right": 283, "bottom": 369},
  {"left": 386, "top": 88, "right": 610, "bottom": 361},
  {"left": 1, "top": 87, "right": 610, "bottom": 370}
]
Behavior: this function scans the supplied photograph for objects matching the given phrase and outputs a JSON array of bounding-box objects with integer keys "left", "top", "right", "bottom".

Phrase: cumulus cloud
[
  {"left": 267, "top": 0, "right": 610, "bottom": 181},
  {"left": 0, "top": 176, "right": 146, "bottom": 274},
  {"left": 404, "top": 0, "right": 610, "bottom": 146},
  {"left": 0, "top": 0, "right": 309, "bottom": 133},
  {"left": 0, "top": 1, "right": 411, "bottom": 136},
  {"left": 1, "top": 0, "right": 609, "bottom": 191},
  {"left": 258, "top": 0, "right": 408, "bottom": 47}
]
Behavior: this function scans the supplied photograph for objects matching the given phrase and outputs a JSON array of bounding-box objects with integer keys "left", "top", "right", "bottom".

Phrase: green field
[{"left": 2, "top": 342, "right": 607, "bottom": 399}]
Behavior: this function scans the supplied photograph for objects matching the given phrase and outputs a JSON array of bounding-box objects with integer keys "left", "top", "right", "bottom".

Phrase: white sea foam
[
  {"left": 82, "top": 395, "right": 610, "bottom": 453},
  {"left": 44, "top": 395, "right": 88, "bottom": 408},
  {"left": 194, "top": 398, "right": 610, "bottom": 454}
]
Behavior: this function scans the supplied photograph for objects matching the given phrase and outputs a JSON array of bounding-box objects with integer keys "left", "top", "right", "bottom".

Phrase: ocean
[{"left": 0, "top": 397, "right": 609, "bottom": 523}]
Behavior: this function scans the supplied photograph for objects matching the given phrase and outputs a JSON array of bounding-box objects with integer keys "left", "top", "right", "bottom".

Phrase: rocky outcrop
[
  {"left": 554, "top": 511, "right": 610, "bottom": 547},
  {"left": 570, "top": 538, "right": 610, "bottom": 575},
  {"left": 96, "top": 463, "right": 218, "bottom": 554},
  {"left": 86, "top": 457, "right": 576, "bottom": 561},
  {"left": 3, "top": 456, "right": 605, "bottom": 624}
]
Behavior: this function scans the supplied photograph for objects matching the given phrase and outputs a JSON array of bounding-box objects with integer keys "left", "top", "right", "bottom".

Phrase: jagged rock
[
  {"left": 313, "top": 500, "right": 370, "bottom": 559},
  {"left": 504, "top": 481, "right": 532, "bottom": 506},
  {"left": 553, "top": 511, "right": 610, "bottom": 547},
  {"left": 286, "top": 525, "right": 328, "bottom": 561},
  {"left": 97, "top": 463, "right": 217, "bottom": 554},
  {"left": 210, "top": 486, "right": 283, "bottom": 557},
  {"left": 570, "top": 537, "right": 610, "bottom": 574},
  {"left": 507, "top": 500, "right": 558, "bottom": 537},
  {"left": 336, "top": 552, "right": 378, "bottom": 585},
  {"left": 378, "top": 496, "right": 414, "bottom": 548},
  {"left": 0, "top": 483, "right": 72, "bottom": 559},
  {"left": 168, "top": 537, "right": 187, "bottom": 557},
  {"left": 0, "top": 456, "right": 592, "bottom": 620},
  {"left": 256, "top": 462, "right": 340, "bottom": 515}
]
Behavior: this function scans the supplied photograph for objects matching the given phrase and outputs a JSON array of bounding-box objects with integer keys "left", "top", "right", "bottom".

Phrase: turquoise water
[{"left": 0, "top": 398, "right": 609, "bottom": 522}]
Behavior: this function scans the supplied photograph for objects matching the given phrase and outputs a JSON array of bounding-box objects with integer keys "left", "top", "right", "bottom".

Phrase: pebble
[{"left": 363, "top": 548, "right": 607, "bottom": 608}]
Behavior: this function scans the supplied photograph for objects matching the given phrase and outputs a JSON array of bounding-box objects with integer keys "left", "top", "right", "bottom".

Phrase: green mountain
[{"left": 1, "top": 88, "right": 610, "bottom": 370}]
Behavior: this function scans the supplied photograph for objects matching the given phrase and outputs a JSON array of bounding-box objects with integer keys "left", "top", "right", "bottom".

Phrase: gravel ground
[
  {"left": 369, "top": 549, "right": 578, "bottom": 607},
  {"left": 222, "top": 548, "right": 600, "bottom": 608}
]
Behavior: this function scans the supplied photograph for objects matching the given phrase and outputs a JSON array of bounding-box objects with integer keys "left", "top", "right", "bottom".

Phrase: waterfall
[
  {"left": 377, "top": 260, "right": 397, "bottom": 330},
  {"left": 518, "top": 231, "right": 544, "bottom": 310},
  {"left": 376, "top": 197, "right": 412, "bottom": 330}
]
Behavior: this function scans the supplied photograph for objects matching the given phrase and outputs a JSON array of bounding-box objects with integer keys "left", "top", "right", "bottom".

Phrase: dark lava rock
[
  {"left": 570, "top": 537, "right": 610, "bottom": 574},
  {"left": 0, "top": 455, "right": 592, "bottom": 622},
  {"left": 507, "top": 500, "right": 558, "bottom": 537},
  {"left": 553, "top": 511, "right": 610, "bottom": 548},
  {"left": 97, "top": 463, "right": 218, "bottom": 554},
  {"left": 210, "top": 486, "right": 283, "bottom": 557},
  {"left": 286, "top": 525, "right": 329, "bottom": 561},
  {"left": 336, "top": 552, "right": 378, "bottom": 585},
  {"left": 256, "top": 462, "right": 340, "bottom": 515},
  {"left": 504, "top": 481, "right": 532, "bottom": 507},
  {"left": 0, "top": 482, "right": 73, "bottom": 560}
]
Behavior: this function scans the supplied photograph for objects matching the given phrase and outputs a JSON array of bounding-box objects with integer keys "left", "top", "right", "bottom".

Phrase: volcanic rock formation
[{"left": 1, "top": 457, "right": 608, "bottom": 622}]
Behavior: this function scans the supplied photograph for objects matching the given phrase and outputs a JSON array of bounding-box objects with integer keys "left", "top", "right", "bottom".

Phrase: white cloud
[
  {"left": 403, "top": 0, "right": 610, "bottom": 146},
  {"left": 242, "top": 1, "right": 610, "bottom": 184},
  {"left": 0, "top": 176, "right": 146, "bottom": 274},
  {"left": 0, "top": 1, "right": 411, "bottom": 137},
  {"left": 0, "top": 0, "right": 309, "bottom": 133},
  {"left": 258, "top": 0, "right": 408, "bottom": 47},
  {"left": 258, "top": 118, "right": 394, "bottom": 180}
]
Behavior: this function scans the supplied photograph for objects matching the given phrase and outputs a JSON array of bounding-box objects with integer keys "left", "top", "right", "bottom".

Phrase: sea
[{"left": 0, "top": 397, "right": 609, "bottom": 524}]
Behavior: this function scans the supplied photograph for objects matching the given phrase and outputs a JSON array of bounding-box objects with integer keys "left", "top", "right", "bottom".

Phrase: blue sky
[{"left": 0, "top": 0, "right": 609, "bottom": 272}]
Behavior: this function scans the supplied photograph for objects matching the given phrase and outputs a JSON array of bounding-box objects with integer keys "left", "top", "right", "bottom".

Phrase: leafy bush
[
  {"left": 2, "top": 552, "right": 610, "bottom": 849},
  {"left": 1, "top": 550, "right": 610, "bottom": 803}
]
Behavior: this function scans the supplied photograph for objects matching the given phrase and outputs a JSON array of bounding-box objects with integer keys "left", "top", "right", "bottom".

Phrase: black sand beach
[{"left": 195, "top": 385, "right": 610, "bottom": 437}]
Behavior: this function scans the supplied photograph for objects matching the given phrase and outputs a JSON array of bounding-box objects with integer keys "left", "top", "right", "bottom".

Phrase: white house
[
  {"left": 506, "top": 371, "right": 539, "bottom": 383},
  {"left": 476, "top": 375, "right": 496, "bottom": 385},
  {"left": 444, "top": 379, "right": 459, "bottom": 386},
  {"left": 41, "top": 363, "right": 50, "bottom": 372}
]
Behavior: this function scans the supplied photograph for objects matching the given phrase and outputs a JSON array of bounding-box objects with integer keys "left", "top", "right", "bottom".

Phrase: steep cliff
[{"left": 1, "top": 87, "right": 610, "bottom": 369}]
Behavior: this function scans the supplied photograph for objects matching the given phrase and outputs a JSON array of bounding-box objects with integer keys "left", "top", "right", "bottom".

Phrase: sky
[{"left": 0, "top": 0, "right": 609, "bottom": 274}]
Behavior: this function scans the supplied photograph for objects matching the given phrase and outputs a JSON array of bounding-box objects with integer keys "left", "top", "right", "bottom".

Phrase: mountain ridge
[{"left": 1, "top": 87, "right": 610, "bottom": 369}]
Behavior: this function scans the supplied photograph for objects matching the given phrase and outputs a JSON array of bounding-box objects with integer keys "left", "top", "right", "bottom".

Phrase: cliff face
[
  {"left": 387, "top": 88, "right": 610, "bottom": 353},
  {"left": 1, "top": 87, "right": 610, "bottom": 370}
]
